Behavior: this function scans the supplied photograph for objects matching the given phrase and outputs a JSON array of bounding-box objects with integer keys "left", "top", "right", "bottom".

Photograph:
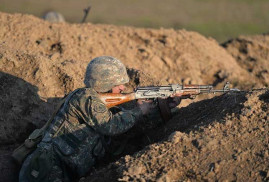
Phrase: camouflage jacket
[{"left": 38, "top": 87, "right": 143, "bottom": 177}]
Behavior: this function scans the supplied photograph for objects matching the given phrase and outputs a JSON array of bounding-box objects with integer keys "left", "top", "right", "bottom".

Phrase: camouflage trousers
[{"left": 19, "top": 146, "right": 70, "bottom": 182}]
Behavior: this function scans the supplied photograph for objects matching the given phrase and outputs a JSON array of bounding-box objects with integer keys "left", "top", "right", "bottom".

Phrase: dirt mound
[
  {"left": 82, "top": 91, "right": 269, "bottom": 182},
  {"left": 222, "top": 34, "right": 269, "bottom": 87},
  {"left": 0, "top": 12, "right": 268, "bottom": 181},
  {"left": 0, "top": 12, "right": 255, "bottom": 94}
]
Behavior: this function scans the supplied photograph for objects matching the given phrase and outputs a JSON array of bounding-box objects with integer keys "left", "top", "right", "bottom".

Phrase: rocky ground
[{"left": 0, "top": 12, "right": 268, "bottom": 181}]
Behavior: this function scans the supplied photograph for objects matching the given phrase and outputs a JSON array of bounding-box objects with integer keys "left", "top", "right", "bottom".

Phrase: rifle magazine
[{"left": 157, "top": 98, "right": 172, "bottom": 122}]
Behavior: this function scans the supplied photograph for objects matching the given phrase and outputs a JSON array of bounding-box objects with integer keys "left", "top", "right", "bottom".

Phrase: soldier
[
  {"left": 43, "top": 11, "right": 65, "bottom": 23},
  {"left": 18, "top": 56, "right": 181, "bottom": 182}
]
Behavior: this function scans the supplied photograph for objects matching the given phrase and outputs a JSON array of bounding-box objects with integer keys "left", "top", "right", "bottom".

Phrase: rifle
[
  {"left": 98, "top": 82, "right": 241, "bottom": 121},
  {"left": 99, "top": 82, "right": 240, "bottom": 108}
]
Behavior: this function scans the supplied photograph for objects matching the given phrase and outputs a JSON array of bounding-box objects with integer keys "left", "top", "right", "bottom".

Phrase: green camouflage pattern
[
  {"left": 84, "top": 56, "right": 129, "bottom": 92},
  {"left": 19, "top": 88, "right": 143, "bottom": 181}
]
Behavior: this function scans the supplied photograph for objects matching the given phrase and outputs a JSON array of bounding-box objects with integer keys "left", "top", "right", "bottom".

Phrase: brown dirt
[
  {"left": 0, "top": 12, "right": 268, "bottom": 182},
  {"left": 222, "top": 34, "right": 269, "bottom": 87}
]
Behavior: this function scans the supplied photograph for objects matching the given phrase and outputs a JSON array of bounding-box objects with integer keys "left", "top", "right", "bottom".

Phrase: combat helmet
[
  {"left": 43, "top": 11, "right": 65, "bottom": 23},
  {"left": 84, "top": 56, "right": 129, "bottom": 92}
]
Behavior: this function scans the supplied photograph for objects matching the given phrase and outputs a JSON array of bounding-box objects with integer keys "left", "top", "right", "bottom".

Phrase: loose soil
[{"left": 0, "top": 12, "right": 268, "bottom": 182}]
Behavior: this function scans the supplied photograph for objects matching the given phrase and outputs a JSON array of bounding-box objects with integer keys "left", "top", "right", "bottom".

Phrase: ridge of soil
[{"left": 222, "top": 34, "right": 269, "bottom": 87}]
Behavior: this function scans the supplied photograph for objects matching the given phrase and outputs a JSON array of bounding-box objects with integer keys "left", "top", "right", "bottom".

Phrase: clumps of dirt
[
  {"left": 0, "top": 11, "right": 257, "bottom": 97},
  {"left": 125, "top": 68, "right": 167, "bottom": 92},
  {"left": 222, "top": 34, "right": 269, "bottom": 87},
  {"left": 82, "top": 91, "right": 269, "bottom": 182}
]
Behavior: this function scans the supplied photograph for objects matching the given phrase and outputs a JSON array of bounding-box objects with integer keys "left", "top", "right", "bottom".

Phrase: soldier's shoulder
[
  {"left": 70, "top": 87, "right": 96, "bottom": 95},
  {"left": 69, "top": 87, "right": 99, "bottom": 101},
  {"left": 84, "top": 87, "right": 99, "bottom": 97},
  {"left": 65, "top": 88, "right": 99, "bottom": 107}
]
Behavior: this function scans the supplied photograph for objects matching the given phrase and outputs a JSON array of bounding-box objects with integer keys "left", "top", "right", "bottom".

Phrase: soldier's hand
[
  {"left": 172, "top": 93, "right": 196, "bottom": 100},
  {"left": 168, "top": 97, "right": 181, "bottom": 109},
  {"left": 137, "top": 99, "right": 156, "bottom": 115},
  {"left": 169, "top": 93, "right": 196, "bottom": 109}
]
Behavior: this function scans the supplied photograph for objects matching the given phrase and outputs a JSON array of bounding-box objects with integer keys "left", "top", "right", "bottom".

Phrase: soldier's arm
[{"left": 90, "top": 99, "right": 144, "bottom": 136}]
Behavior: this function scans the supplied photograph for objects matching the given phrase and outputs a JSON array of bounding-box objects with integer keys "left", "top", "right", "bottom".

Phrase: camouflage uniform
[{"left": 19, "top": 87, "right": 143, "bottom": 181}]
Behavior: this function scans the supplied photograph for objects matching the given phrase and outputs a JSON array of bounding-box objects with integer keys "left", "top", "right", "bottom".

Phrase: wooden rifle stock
[{"left": 98, "top": 93, "right": 136, "bottom": 108}]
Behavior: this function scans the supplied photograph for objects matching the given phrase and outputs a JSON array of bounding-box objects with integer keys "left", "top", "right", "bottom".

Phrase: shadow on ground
[{"left": 0, "top": 72, "right": 62, "bottom": 182}]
